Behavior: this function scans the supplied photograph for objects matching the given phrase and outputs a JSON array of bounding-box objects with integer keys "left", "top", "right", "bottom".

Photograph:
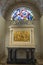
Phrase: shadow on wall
[{"left": 0, "top": 16, "right": 6, "bottom": 59}]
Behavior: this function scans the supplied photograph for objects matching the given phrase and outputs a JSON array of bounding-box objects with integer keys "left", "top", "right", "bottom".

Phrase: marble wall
[
  {"left": 0, "top": 16, "right": 6, "bottom": 58},
  {"left": 40, "top": 16, "right": 43, "bottom": 58}
]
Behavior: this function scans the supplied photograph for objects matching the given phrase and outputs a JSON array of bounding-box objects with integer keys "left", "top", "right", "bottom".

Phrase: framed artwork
[
  {"left": 9, "top": 27, "right": 35, "bottom": 48},
  {"left": 14, "top": 31, "right": 30, "bottom": 42}
]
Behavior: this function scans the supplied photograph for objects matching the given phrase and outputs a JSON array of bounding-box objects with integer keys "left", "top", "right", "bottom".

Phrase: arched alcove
[{"left": 4, "top": 2, "right": 41, "bottom": 59}]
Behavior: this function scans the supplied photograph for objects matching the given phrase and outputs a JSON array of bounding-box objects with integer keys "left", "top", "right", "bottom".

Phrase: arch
[{"left": 3, "top": 1, "right": 41, "bottom": 19}]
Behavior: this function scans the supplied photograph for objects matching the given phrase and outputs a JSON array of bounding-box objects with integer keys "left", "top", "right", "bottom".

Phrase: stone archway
[{"left": 3, "top": 1, "right": 41, "bottom": 59}]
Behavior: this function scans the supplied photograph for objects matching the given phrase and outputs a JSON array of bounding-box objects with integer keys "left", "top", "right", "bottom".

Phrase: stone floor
[
  {"left": 0, "top": 63, "right": 42, "bottom": 65},
  {"left": 0, "top": 64, "right": 38, "bottom": 65},
  {"left": 0, "top": 57, "right": 43, "bottom": 65}
]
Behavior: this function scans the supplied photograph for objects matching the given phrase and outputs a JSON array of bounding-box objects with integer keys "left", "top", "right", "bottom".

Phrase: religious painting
[{"left": 14, "top": 31, "right": 30, "bottom": 42}]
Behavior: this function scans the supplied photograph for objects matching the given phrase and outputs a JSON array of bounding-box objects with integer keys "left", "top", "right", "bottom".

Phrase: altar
[
  {"left": 7, "top": 7, "right": 36, "bottom": 64},
  {"left": 7, "top": 24, "right": 36, "bottom": 64}
]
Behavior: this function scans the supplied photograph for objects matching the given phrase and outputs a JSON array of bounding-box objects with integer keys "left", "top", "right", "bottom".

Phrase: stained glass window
[{"left": 11, "top": 7, "right": 34, "bottom": 21}]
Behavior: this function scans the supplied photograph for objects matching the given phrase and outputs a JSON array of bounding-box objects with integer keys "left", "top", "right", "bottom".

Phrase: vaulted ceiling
[{"left": 0, "top": 0, "right": 43, "bottom": 18}]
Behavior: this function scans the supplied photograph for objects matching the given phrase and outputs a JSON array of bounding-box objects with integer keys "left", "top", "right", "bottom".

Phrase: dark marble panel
[{"left": 7, "top": 48, "right": 36, "bottom": 64}]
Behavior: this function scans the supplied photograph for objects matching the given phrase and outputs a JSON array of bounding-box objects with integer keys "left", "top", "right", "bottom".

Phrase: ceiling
[{"left": 0, "top": 0, "right": 43, "bottom": 17}]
